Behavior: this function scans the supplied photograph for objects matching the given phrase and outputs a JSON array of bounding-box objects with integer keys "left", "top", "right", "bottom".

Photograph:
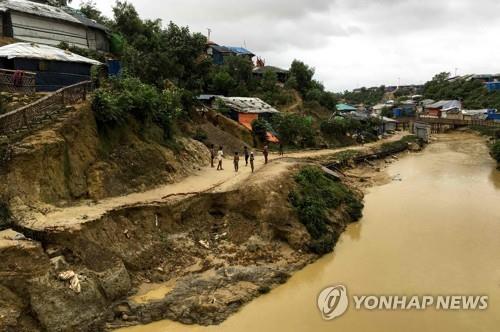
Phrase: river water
[{"left": 121, "top": 132, "right": 500, "bottom": 332}]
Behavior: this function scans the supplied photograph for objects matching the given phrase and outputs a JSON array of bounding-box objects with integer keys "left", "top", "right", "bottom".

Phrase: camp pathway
[{"left": 21, "top": 133, "right": 404, "bottom": 232}]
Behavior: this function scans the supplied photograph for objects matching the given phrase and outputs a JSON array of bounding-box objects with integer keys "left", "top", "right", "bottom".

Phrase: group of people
[{"left": 209, "top": 143, "right": 282, "bottom": 173}]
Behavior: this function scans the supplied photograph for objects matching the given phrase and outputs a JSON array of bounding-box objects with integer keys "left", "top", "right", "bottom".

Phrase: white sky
[{"left": 80, "top": 0, "right": 500, "bottom": 92}]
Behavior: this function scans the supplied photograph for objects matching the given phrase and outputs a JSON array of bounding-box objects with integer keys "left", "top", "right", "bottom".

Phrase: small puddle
[{"left": 130, "top": 279, "right": 177, "bottom": 304}]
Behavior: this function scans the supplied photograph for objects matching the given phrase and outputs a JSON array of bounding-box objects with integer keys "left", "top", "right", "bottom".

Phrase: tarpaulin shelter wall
[{"left": 238, "top": 113, "right": 257, "bottom": 130}]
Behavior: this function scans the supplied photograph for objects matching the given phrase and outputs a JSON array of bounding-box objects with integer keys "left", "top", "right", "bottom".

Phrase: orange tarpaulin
[
  {"left": 238, "top": 113, "right": 258, "bottom": 130},
  {"left": 238, "top": 113, "right": 279, "bottom": 143}
]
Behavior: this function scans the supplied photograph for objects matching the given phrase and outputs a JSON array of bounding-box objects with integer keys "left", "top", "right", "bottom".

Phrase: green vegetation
[
  {"left": 471, "top": 126, "right": 500, "bottom": 139},
  {"left": 92, "top": 77, "right": 185, "bottom": 140},
  {"left": 423, "top": 72, "right": 500, "bottom": 109},
  {"left": 251, "top": 118, "right": 271, "bottom": 143},
  {"left": 320, "top": 116, "right": 381, "bottom": 143},
  {"left": 287, "top": 60, "right": 337, "bottom": 110},
  {"left": 342, "top": 86, "right": 385, "bottom": 106},
  {"left": 490, "top": 141, "right": 500, "bottom": 163},
  {"left": 271, "top": 114, "right": 315, "bottom": 147},
  {"left": 289, "top": 166, "right": 363, "bottom": 254},
  {"left": 332, "top": 150, "right": 362, "bottom": 166},
  {"left": 72, "top": 1, "right": 374, "bottom": 149}
]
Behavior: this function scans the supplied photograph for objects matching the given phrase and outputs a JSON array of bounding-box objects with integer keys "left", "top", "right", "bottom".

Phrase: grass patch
[
  {"left": 332, "top": 150, "right": 362, "bottom": 166},
  {"left": 289, "top": 166, "right": 363, "bottom": 254}
]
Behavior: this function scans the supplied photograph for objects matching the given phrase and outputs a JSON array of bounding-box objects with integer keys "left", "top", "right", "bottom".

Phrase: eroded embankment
[
  {"left": 0, "top": 104, "right": 210, "bottom": 230},
  {"left": 0, "top": 160, "right": 363, "bottom": 332}
]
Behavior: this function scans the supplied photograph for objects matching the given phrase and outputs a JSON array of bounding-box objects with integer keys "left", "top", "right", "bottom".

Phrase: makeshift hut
[
  {"left": 0, "top": 0, "right": 109, "bottom": 51},
  {"left": 0, "top": 42, "right": 101, "bottom": 91},
  {"left": 217, "top": 96, "right": 280, "bottom": 142}
]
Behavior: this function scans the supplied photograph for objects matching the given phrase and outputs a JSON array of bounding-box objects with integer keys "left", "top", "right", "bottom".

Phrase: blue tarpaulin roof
[{"left": 224, "top": 46, "right": 255, "bottom": 56}]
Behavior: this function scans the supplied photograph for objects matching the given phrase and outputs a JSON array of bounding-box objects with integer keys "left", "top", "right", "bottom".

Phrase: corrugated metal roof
[
  {"left": 218, "top": 97, "right": 279, "bottom": 114},
  {"left": 0, "top": 0, "right": 107, "bottom": 31},
  {"left": 0, "top": 42, "right": 101, "bottom": 64},
  {"left": 62, "top": 7, "right": 108, "bottom": 31}
]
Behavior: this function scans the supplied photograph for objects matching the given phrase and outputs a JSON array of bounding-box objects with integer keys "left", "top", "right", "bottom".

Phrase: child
[
  {"left": 234, "top": 152, "right": 240, "bottom": 172},
  {"left": 250, "top": 152, "right": 255, "bottom": 173},
  {"left": 217, "top": 146, "right": 224, "bottom": 171},
  {"left": 210, "top": 144, "right": 215, "bottom": 168},
  {"left": 244, "top": 146, "right": 250, "bottom": 166}
]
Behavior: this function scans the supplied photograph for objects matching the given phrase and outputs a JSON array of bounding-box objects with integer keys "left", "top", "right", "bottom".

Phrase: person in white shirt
[{"left": 217, "top": 146, "right": 224, "bottom": 171}]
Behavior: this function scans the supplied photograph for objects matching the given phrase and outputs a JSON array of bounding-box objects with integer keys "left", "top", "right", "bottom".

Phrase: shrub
[
  {"left": 91, "top": 77, "right": 186, "bottom": 140},
  {"left": 92, "top": 88, "right": 124, "bottom": 124},
  {"left": 251, "top": 118, "right": 272, "bottom": 142},
  {"left": 289, "top": 166, "right": 363, "bottom": 254},
  {"left": 193, "top": 128, "right": 208, "bottom": 142},
  {"left": 491, "top": 141, "right": 500, "bottom": 163}
]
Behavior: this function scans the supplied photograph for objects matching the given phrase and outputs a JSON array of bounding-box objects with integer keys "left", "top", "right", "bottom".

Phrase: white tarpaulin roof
[
  {"left": 427, "top": 100, "right": 461, "bottom": 111},
  {"left": 0, "top": 43, "right": 101, "bottom": 65},
  {"left": 217, "top": 97, "right": 279, "bottom": 114}
]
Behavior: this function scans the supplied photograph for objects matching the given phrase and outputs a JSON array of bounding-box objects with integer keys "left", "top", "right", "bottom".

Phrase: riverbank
[
  {"left": 104, "top": 135, "right": 424, "bottom": 331},
  {"left": 117, "top": 131, "right": 500, "bottom": 332},
  {"left": 0, "top": 134, "right": 420, "bottom": 332}
]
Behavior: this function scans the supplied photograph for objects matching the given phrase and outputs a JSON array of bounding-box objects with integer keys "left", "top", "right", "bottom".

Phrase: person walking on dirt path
[
  {"left": 263, "top": 144, "right": 269, "bottom": 164},
  {"left": 210, "top": 144, "right": 216, "bottom": 168},
  {"left": 250, "top": 152, "right": 255, "bottom": 173},
  {"left": 244, "top": 146, "right": 250, "bottom": 166},
  {"left": 234, "top": 152, "right": 240, "bottom": 172},
  {"left": 279, "top": 143, "right": 284, "bottom": 157},
  {"left": 217, "top": 146, "right": 224, "bottom": 171}
]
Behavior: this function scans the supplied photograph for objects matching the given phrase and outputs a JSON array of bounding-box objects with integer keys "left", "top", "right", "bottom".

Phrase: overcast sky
[{"left": 79, "top": 0, "right": 500, "bottom": 92}]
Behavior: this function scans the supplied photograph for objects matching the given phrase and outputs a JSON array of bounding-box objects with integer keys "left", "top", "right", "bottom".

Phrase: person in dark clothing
[
  {"left": 244, "top": 146, "right": 250, "bottom": 166},
  {"left": 210, "top": 144, "right": 215, "bottom": 168},
  {"left": 250, "top": 152, "right": 255, "bottom": 173},
  {"left": 263, "top": 145, "right": 269, "bottom": 164},
  {"left": 279, "top": 143, "right": 284, "bottom": 156},
  {"left": 234, "top": 152, "right": 240, "bottom": 172}
]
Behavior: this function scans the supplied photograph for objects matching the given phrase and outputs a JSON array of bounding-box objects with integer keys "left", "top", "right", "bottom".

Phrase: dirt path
[
  {"left": 21, "top": 133, "right": 405, "bottom": 231},
  {"left": 281, "top": 90, "right": 302, "bottom": 113}
]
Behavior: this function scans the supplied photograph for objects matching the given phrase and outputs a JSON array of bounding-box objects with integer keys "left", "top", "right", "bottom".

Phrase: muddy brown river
[{"left": 120, "top": 132, "right": 500, "bottom": 332}]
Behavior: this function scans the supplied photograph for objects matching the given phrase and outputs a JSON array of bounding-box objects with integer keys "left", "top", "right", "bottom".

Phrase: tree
[
  {"left": 289, "top": 60, "right": 315, "bottom": 96},
  {"left": 212, "top": 71, "right": 235, "bottom": 96},
  {"left": 79, "top": 0, "right": 109, "bottom": 25},
  {"left": 113, "top": 2, "right": 210, "bottom": 92},
  {"left": 272, "top": 113, "right": 315, "bottom": 147}
]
